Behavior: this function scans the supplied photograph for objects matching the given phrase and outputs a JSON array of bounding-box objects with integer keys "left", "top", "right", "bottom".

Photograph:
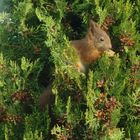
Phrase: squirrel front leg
[
  {"left": 71, "top": 41, "right": 102, "bottom": 72},
  {"left": 70, "top": 39, "right": 90, "bottom": 72},
  {"left": 76, "top": 61, "right": 86, "bottom": 72}
]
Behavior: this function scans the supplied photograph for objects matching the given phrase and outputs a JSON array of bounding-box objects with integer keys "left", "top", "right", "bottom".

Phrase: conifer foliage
[{"left": 0, "top": 0, "right": 140, "bottom": 139}]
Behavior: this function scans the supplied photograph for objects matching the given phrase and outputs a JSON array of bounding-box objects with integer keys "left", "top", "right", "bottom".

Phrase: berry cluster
[
  {"left": 95, "top": 80, "right": 117, "bottom": 128},
  {"left": 120, "top": 34, "right": 135, "bottom": 46},
  {"left": 56, "top": 113, "right": 73, "bottom": 140},
  {"left": 130, "top": 63, "right": 140, "bottom": 85},
  {"left": 96, "top": 79, "right": 105, "bottom": 88},
  {"left": 58, "top": 134, "right": 68, "bottom": 140},
  {"left": 0, "top": 105, "right": 22, "bottom": 123},
  {"left": 131, "top": 64, "right": 140, "bottom": 75},
  {"left": 58, "top": 122, "right": 73, "bottom": 140},
  {"left": 1, "top": 114, "right": 22, "bottom": 123},
  {"left": 101, "top": 16, "right": 115, "bottom": 32},
  {"left": 11, "top": 90, "right": 32, "bottom": 104},
  {"left": 96, "top": 79, "right": 105, "bottom": 93},
  {"left": 94, "top": 93, "right": 117, "bottom": 128}
]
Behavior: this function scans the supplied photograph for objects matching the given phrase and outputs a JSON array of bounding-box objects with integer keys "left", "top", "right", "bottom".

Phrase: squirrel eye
[{"left": 100, "top": 37, "right": 104, "bottom": 41}]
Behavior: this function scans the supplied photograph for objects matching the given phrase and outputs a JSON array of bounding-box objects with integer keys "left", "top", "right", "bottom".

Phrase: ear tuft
[
  {"left": 89, "top": 20, "right": 99, "bottom": 34},
  {"left": 90, "top": 20, "right": 98, "bottom": 28}
]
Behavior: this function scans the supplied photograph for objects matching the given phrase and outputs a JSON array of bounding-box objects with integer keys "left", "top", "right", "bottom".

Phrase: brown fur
[
  {"left": 71, "top": 20, "right": 112, "bottom": 71},
  {"left": 39, "top": 86, "right": 54, "bottom": 111}
]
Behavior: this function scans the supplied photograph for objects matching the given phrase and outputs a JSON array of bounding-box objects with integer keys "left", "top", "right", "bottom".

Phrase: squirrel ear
[
  {"left": 90, "top": 20, "right": 98, "bottom": 27},
  {"left": 89, "top": 20, "right": 99, "bottom": 34}
]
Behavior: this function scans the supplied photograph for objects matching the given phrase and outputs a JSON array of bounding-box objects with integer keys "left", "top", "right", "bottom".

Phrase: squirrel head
[{"left": 86, "top": 20, "right": 112, "bottom": 51}]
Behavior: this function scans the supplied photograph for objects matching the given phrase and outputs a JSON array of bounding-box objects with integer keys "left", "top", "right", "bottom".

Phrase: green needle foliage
[{"left": 0, "top": 0, "right": 139, "bottom": 140}]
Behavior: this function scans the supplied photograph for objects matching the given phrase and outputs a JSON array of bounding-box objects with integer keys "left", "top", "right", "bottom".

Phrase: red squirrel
[
  {"left": 71, "top": 20, "right": 113, "bottom": 72},
  {"left": 39, "top": 20, "right": 114, "bottom": 110}
]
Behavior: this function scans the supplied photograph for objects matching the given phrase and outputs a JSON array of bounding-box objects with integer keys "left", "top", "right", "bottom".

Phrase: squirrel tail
[{"left": 39, "top": 85, "right": 55, "bottom": 111}]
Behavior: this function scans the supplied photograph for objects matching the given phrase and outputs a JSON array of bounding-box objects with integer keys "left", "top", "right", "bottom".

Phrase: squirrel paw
[{"left": 76, "top": 62, "right": 86, "bottom": 73}]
